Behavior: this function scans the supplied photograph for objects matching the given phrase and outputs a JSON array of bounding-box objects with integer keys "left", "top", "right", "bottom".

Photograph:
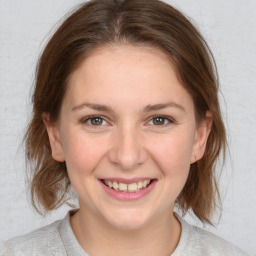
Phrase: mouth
[{"left": 100, "top": 178, "right": 156, "bottom": 193}]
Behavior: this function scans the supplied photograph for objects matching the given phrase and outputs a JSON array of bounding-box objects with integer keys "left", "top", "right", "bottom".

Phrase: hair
[{"left": 25, "top": 0, "right": 226, "bottom": 225}]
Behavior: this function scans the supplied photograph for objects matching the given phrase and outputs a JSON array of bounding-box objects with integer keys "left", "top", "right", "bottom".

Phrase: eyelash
[{"left": 81, "top": 115, "right": 175, "bottom": 129}]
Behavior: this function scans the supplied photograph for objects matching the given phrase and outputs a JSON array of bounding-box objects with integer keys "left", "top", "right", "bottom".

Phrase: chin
[{"left": 103, "top": 208, "right": 151, "bottom": 231}]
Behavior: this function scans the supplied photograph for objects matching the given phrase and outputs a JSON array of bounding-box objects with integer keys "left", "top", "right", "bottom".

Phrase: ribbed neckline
[
  {"left": 60, "top": 210, "right": 89, "bottom": 256},
  {"left": 59, "top": 210, "right": 190, "bottom": 256},
  {"left": 171, "top": 212, "right": 190, "bottom": 255}
]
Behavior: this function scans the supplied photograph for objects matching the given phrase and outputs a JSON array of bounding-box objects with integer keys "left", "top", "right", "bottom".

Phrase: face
[{"left": 45, "top": 44, "right": 211, "bottom": 230}]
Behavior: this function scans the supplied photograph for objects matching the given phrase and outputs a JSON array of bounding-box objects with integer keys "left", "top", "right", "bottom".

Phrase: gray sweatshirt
[{"left": 0, "top": 211, "right": 249, "bottom": 255}]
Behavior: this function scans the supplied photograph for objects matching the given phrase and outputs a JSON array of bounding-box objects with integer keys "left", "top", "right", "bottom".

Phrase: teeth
[
  {"left": 113, "top": 181, "right": 119, "bottom": 190},
  {"left": 104, "top": 179, "right": 151, "bottom": 192},
  {"left": 119, "top": 183, "right": 127, "bottom": 191},
  {"left": 107, "top": 181, "right": 113, "bottom": 188},
  {"left": 128, "top": 183, "right": 137, "bottom": 192},
  {"left": 137, "top": 181, "right": 143, "bottom": 189},
  {"left": 143, "top": 180, "right": 148, "bottom": 187}
]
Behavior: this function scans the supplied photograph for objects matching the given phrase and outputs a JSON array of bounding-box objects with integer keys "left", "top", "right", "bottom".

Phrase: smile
[
  {"left": 102, "top": 179, "right": 151, "bottom": 192},
  {"left": 100, "top": 178, "right": 157, "bottom": 201}
]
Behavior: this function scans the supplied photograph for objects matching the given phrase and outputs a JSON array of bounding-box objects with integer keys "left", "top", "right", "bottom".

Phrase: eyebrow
[{"left": 72, "top": 102, "right": 185, "bottom": 113}]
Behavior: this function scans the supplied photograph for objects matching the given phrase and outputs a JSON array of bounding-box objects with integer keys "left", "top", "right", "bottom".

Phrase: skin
[{"left": 44, "top": 44, "right": 212, "bottom": 256}]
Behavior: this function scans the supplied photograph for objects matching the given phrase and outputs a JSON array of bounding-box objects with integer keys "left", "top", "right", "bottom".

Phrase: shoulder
[
  {"left": 175, "top": 214, "right": 249, "bottom": 256},
  {"left": 194, "top": 225, "right": 249, "bottom": 255},
  {"left": 0, "top": 219, "right": 66, "bottom": 256}
]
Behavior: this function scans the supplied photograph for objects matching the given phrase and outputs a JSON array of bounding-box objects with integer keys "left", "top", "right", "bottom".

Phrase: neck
[{"left": 70, "top": 207, "right": 181, "bottom": 256}]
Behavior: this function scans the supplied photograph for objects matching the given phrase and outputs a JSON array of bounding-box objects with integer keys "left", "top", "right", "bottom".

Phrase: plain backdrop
[{"left": 0, "top": 0, "right": 255, "bottom": 255}]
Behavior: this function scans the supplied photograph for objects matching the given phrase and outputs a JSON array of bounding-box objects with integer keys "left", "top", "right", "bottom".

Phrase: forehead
[{"left": 65, "top": 44, "right": 194, "bottom": 112}]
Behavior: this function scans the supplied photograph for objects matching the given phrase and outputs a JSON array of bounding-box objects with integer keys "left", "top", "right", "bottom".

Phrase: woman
[{"left": 0, "top": 0, "right": 249, "bottom": 255}]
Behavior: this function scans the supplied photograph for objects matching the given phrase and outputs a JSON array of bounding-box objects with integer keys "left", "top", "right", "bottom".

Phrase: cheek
[
  {"left": 62, "top": 132, "right": 108, "bottom": 204},
  {"left": 149, "top": 130, "right": 195, "bottom": 175},
  {"left": 62, "top": 131, "right": 107, "bottom": 175}
]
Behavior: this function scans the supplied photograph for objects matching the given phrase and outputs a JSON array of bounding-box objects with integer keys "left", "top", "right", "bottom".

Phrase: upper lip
[{"left": 100, "top": 177, "right": 156, "bottom": 184}]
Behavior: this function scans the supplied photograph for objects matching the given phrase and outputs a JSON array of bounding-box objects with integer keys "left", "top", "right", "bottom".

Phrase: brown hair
[{"left": 25, "top": 0, "right": 226, "bottom": 225}]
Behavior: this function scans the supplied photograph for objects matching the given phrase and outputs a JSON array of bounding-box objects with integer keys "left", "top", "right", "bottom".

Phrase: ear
[
  {"left": 191, "top": 111, "right": 212, "bottom": 164},
  {"left": 42, "top": 113, "right": 65, "bottom": 162}
]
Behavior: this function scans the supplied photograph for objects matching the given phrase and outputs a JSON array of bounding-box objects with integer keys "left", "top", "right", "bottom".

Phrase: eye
[
  {"left": 81, "top": 116, "right": 108, "bottom": 127},
  {"left": 81, "top": 115, "right": 175, "bottom": 128},
  {"left": 148, "top": 115, "right": 174, "bottom": 127}
]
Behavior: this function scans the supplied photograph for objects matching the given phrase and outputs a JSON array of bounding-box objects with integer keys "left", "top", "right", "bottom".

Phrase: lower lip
[{"left": 100, "top": 180, "right": 157, "bottom": 201}]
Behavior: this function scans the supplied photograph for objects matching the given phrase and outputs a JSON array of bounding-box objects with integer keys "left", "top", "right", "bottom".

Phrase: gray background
[{"left": 0, "top": 0, "right": 255, "bottom": 255}]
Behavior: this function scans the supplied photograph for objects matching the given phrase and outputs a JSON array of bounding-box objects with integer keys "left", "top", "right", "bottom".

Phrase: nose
[{"left": 107, "top": 125, "right": 148, "bottom": 171}]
